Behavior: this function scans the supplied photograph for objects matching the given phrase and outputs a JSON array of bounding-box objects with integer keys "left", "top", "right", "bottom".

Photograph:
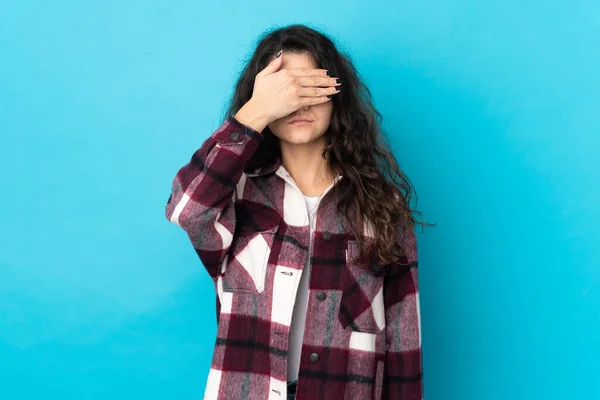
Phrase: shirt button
[
  {"left": 322, "top": 231, "right": 332, "bottom": 240},
  {"left": 316, "top": 291, "right": 327, "bottom": 301},
  {"left": 309, "top": 352, "right": 320, "bottom": 363},
  {"left": 230, "top": 131, "right": 240, "bottom": 141}
]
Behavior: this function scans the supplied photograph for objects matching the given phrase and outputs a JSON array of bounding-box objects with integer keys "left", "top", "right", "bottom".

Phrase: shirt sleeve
[
  {"left": 381, "top": 223, "right": 423, "bottom": 400},
  {"left": 165, "top": 117, "right": 263, "bottom": 284}
]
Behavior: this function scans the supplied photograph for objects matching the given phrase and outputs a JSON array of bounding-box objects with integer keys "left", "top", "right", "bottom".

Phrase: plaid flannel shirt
[{"left": 165, "top": 117, "right": 423, "bottom": 400}]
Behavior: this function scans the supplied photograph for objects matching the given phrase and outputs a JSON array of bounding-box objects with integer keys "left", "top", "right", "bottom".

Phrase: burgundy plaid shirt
[{"left": 165, "top": 117, "right": 423, "bottom": 400}]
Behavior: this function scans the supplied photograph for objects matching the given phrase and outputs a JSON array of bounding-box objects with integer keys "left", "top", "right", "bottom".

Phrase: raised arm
[{"left": 165, "top": 115, "right": 264, "bottom": 283}]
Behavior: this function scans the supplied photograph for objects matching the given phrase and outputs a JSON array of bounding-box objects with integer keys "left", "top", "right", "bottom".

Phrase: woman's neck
[{"left": 280, "top": 139, "right": 335, "bottom": 197}]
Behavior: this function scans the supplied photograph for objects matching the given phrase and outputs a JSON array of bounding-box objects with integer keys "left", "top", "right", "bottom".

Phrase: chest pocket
[
  {"left": 338, "top": 239, "right": 387, "bottom": 333},
  {"left": 221, "top": 201, "right": 280, "bottom": 294}
]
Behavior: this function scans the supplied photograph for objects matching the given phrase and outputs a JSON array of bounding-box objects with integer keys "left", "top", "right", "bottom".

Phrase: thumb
[{"left": 259, "top": 50, "right": 283, "bottom": 76}]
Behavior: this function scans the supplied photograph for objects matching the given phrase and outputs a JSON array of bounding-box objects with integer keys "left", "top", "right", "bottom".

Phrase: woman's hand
[{"left": 234, "top": 51, "right": 341, "bottom": 132}]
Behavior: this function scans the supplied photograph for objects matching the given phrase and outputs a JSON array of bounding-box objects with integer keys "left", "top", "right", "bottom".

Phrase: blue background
[{"left": 1, "top": 1, "right": 599, "bottom": 399}]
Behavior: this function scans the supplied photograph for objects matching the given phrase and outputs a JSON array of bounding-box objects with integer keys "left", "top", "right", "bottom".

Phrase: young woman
[{"left": 166, "top": 24, "right": 425, "bottom": 400}]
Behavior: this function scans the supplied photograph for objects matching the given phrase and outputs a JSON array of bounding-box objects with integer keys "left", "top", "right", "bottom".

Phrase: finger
[
  {"left": 295, "top": 75, "right": 340, "bottom": 88},
  {"left": 297, "top": 96, "right": 333, "bottom": 108},
  {"left": 297, "top": 85, "right": 341, "bottom": 97},
  {"left": 257, "top": 50, "right": 283, "bottom": 77},
  {"left": 287, "top": 68, "right": 332, "bottom": 78}
]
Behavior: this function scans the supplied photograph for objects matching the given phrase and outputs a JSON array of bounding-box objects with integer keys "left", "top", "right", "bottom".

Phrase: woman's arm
[
  {"left": 164, "top": 107, "right": 265, "bottom": 285},
  {"left": 382, "top": 224, "right": 423, "bottom": 400}
]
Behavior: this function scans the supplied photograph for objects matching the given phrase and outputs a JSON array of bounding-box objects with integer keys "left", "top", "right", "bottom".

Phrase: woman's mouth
[{"left": 290, "top": 120, "right": 312, "bottom": 126}]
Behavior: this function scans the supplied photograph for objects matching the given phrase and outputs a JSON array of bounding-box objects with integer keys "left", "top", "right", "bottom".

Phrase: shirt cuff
[{"left": 228, "top": 116, "right": 262, "bottom": 139}]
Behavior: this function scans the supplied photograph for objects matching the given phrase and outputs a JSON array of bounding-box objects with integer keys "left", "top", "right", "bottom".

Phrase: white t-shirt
[{"left": 287, "top": 194, "right": 320, "bottom": 382}]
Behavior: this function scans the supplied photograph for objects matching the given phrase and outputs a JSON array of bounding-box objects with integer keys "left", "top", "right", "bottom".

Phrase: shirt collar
[
  {"left": 245, "top": 155, "right": 282, "bottom": 177},
  {"left": 245, "top": 155, "right": 344, "bottom": 185}
]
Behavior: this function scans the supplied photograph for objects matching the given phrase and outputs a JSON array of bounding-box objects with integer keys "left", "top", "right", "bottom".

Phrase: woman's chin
[{"left": 282, "top": 135, "right": 318, "bottom": 145}]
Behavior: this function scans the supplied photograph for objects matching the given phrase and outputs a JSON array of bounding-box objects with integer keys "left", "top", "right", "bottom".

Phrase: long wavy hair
[{"left": 222, "top": 24, "right": 432, "bottom": 270}]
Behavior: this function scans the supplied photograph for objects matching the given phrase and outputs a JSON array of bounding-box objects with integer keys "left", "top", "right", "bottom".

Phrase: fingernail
[
  {"left": 326, "top": 70, "right": 335, "bottom": 77},
  {"left": 336, "top": 78, "right": 342, "bottom": 84},
  {"left": 335, "top": 85, "right": 342, "bottom": 90},
  {"left": 276, "top": 50, "right": 283, "bottom": 58}
]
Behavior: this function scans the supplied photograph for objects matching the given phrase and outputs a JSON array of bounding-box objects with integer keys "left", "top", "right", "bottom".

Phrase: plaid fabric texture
[{"left": 165, "top": 117, "right": 423, "bottom": 400}]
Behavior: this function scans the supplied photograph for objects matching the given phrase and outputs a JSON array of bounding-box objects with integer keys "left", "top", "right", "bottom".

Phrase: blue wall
[{"left": 1, "top": 1, "right": 598, "bottom": 399}]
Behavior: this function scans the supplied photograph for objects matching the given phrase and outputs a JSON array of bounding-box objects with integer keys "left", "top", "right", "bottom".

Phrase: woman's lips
[{"left": 290, "top": 120, "right": 312, "bottom": 126}]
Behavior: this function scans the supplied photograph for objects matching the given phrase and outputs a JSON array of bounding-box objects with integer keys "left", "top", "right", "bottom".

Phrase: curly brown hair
[{"left": 222, "top": 23, "right": 432, "bottom": 269}]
